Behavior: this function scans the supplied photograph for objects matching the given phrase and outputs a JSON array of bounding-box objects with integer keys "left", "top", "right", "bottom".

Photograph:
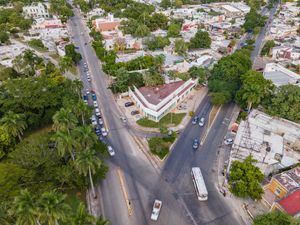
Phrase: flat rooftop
[
  {"left": 138, "top": 81, "right": 185, "bottom": 105},
  {"left": 274, "top": 167, "right": 300, "bottom": 191},
  {"left": 264, "top": 71, "right": 300, "bottom": 86}
]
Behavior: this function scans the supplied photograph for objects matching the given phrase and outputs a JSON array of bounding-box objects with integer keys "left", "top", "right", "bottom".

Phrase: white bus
[{"left": 191, "top": 167, "right": 208, "bottom": 201}]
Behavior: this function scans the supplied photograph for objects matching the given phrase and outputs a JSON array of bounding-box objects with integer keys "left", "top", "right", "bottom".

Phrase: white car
[
  {"left": 87, "top": 77, "right": 91, "bottom": 82},
  {"left": 95, "top": 108, "right": 101, "bottom": 117},
  {"left": 151, "top": 200, "right": 162, "bottom": 221},
  {"left": 91, "top": 115, "right": 97, "bottom": 126},
  {"left": 107, "top": 146, "right": 115, "bottom": 156},
  {"left": 101, "top": 127, "right": 107, "bottom": 137},
  {"left": 98, "top": 118, "right": 103, "bottom": 125},
  {"left": 224, "top": 138, "right": 234, "bottom": 145},
  {"left": 199, "top": 117, "right": 205, "bottom": 127},
  {"left": 93, "top": 101, "right": 98, "bottom": 108}
]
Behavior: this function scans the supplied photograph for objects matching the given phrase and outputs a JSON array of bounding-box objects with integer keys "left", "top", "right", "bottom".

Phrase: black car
[
  {"left": 125, "top": 102, "right": 134, "bottom": 107},
  {"left": 193, "top": 139, "right": 199, "bottom": 149},
  {"left": 131, "top": 110, "right": 139, "bottom": 115},
  {"left": 95, "top": 126, "right": 101, "bottom": 136},
  {"left": 192, "top": 116, "right": 199, "bottom": 125}
]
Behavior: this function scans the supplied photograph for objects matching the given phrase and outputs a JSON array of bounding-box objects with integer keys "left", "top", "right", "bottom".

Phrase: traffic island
[{"left": 148, "top": 134, "right": 177, "bottom": 160}]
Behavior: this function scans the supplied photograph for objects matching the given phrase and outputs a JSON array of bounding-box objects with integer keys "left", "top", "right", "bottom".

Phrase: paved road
[{"left": 67, "top": 2, "right": 279, "bottom": 224}]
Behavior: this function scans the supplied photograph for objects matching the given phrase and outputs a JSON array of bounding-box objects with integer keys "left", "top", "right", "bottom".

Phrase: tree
[
  {"left": 74, "top": 125, "right": 97, "bottom": 149},
  {"left": 210, "top": 91, "right": 231, "bottom": 105},
  {"left": 134, "top": 24, "right": 150, "bottom": 37},
  {"left": 72, "top": 100, "right": 92, "bottom": 125},
  {"left": 0, "top": 126, "right": 12, "bottom": 159},
  {"left": 243, "top": 8, "right": 265, "bottom": 32},
  {"left": 38, "top": 190, "right": 70, "bottom": 225},
  {"left": 174, "top": 38, "right": 188, "bottom": 56},
  {"left": 189, "top": 30, "right": 211, "bottom": 49},
  {"left": 59, "top": 56, "right": 73, "bottom": 73},
  {"left": 71, "top": 79, "right": 83, "bottom": 99},
  {"left": 253, "top": 211, "right": 297, "bottom": 225},
  {"left": 71, "top": 202, "right": 95, "bottom": 225},
  {"left": 174, "top": 0, "right": 183, "bottom": 8},
  {"left": 96, "top": 216, "right": 110, "bottom": 225},
  {"left": 261, "top": 40, "right": 275, "bottom": 56},
  {"left": 0, "top": 31, "right": 9, "bottom": 43},
  {"left": 153, "top": 54, "right": 165, "bottom": 73},
  {"left": 65, "top": 44, "right": 82, "bottom": 64},
  {"left": 0, "top": 111, "right": 27, "bottom": 141},
  {"left": 10, "top": 189, "right": 41, "bottom": 225},
  {"left": 160, "top": 0, "right": 171, "bottom": 9},
  {"left": 188, "top": 66, "right": 209, "bottom": 85},
  {"left": 167, "top": 23, "right": 181, "bottom": 37},
  {"left": 75, "top": 149, "right": 102, "bottom": 199},
  {"left": 52, "top": 108, "right": 78, "bottom": 132},
  {"left": 229, "top": 155, "right": 264, "bottom": 200},
  {"left": 143, "top": 68, "right": 164, "bottom": 87},
  {"left": 147, "top": 13, "right": 169, "bottom": 31},
  {"left": 263, "top": 85, "right": 300, "bottom": 123},
  {"left": 236, "top": 70, "right": 274, "bottom": 112},
  {"left": 51, "top": 129, "right": 78, "bottom": 161},
  {"left": 144, "top": 36, "right": 170, "bottom": 50}
]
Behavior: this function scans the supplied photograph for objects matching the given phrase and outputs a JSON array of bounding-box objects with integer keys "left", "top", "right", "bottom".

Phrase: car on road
[
  {"left": 93, "top": 101, "right": 98, "bottom": 108},
  {"left": 192, "top": 139, "right": 199, "bottom": 149},
  {"left": 125, "top": 102, "right": 134, "bottom": 107},
  {"left": 84, "top": 42, "right": 87, "bottom": 45},
  {"left": 98, "top": 118, "right": 103, "bottom": 125},
  {"left": 192, "top": 116, "right": 199, "bottom": 125},
  {"left": 92, "top": 93, "right": 97, "bottom": 101},
  {"left": 224, "top": 138, "right": 234, "bottom": 145},
  {"left": 131, "top": 110, "right": 139, "bottom": 115},
  {"left": 95, "top": 126, "right": 101, "bottom": 136},
  {"left": 101, "top": 127, "right": 107, "bottom": 137},
  {"left": 91, "top": 115, "right": 97, "bottom": 126},
  {"left": 107, "top": 146, "right": 115, "bottom": 156},
  {"left": 83, "top": 94, "right": 88, "bottom": 104},
  {"left": 87, "top": 77, "right": 91, "bottom": 82},
  {"left": 151, "top": 200, "right": 162, "bottom": 221},
  {"left": 95, "top": 108, "right": 101, "bottom": 117},
  {"left": 199, "top": 117, "right": 205, "bottom": 127}
]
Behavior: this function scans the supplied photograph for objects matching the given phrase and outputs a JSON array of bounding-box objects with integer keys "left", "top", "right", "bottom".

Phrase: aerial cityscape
[{"left": 0, "top": 0, "right": 299, "bottom": 224}]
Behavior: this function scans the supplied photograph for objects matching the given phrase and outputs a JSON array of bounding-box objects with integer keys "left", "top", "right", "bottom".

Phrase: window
[{"left": 275, "top": 188, "right": 281, "bottom": 196}]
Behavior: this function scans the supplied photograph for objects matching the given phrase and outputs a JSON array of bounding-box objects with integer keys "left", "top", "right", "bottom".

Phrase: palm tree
[
  {"left": 51, "top": 129, "right": 78, "bottom": 161},
  {"left": 0, "top": 111, "right": 27, "bottom": 141},
  {"left": 38, "top": 190, "right": 70, "bottom": 225},
  {"left": 154, "top": 54, "right": 165, "bottom": 73},
  {"left": 72, "top": 79, "right": 83, "bottom": 99},
  {"left": 52, "top": 108, "right": 78, "bottom": 132},
  {"left": 74, "top": 125, "right": 98, "bottom": 149},
  {"left": 75, "top": 149, "right": 102, "bottom": 199},
  {"left": 10, "top": 189, "right": 41, "bottom": 225},
  {"left": 59, "top": 56, "right": 73, "bottom": 73},
  {"left": 73, "top": 100, "right": 92, "bottom": 125},
  {"left": 96, "top": 216, "right": 110, "bottom": 225},
  {"left": 71, "top": 202, "right": 95, "bottom": 225}
]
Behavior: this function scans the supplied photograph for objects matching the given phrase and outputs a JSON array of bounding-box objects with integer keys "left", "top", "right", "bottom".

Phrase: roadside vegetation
[
  {"left": 253, "top": 211, "right": 300, "bottom": 225},
  {"left": 0, "top": 47, "right": 109, "bottom": 223},
  {"left": 148, "top": 134, "right": 176, "bottom": 159},
  {"left": 28, "top": 39, "right": 48, "bottom": 52}
]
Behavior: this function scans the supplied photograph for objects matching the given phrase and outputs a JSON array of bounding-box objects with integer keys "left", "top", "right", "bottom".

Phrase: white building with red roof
[{"left": 129, "top": 79, "right": 197, "bottom": 121}]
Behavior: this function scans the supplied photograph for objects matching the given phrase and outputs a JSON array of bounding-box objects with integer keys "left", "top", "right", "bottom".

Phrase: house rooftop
[
  {"left": 138, "top": 81, "right": 185, "bottom": 105},
  {"left": 274, "top": 167, "right": 300, "bottom": 191},
  {"left": 278, "top": 188, "right": 300, "bottom": 216}
]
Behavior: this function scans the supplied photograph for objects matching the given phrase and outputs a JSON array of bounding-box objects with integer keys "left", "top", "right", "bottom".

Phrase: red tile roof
[
  {"left": 138, "top": 81, "right": 185, "bottom": 105},
  {"left": 278, "top": 188, "right": 300, "bottom": 216}
]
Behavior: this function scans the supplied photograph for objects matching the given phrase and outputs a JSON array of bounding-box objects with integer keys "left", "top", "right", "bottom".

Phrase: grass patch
[
  {"left": 28, "top": 39, "right": 48, "bottom": 53},
  {"left": 70, "top": 65, "right": 78, "bottom": 75},
  {"left": 148, "top": 134, "right": 176, "bottom": 159},
  {"left": 137, "top": 113, "right": 186, "bottom": 128}
]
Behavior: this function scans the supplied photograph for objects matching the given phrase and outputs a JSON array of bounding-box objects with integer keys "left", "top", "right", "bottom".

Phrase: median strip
[{"left": 117, "top": 168, "right": 133, "bottom": 216}]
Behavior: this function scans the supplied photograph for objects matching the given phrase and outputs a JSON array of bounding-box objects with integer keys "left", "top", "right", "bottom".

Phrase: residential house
[
  {"left": 23, "top": 2, "right": 50, "bottom": 19},
  {"left": 92, "top": 14, "right": 121, "bottom": 32}
]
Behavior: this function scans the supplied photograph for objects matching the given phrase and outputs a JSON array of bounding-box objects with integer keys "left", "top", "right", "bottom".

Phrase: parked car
[
  {"left": 199, "top": 117, "right": 205, "bottom": 127},
  {"left": 87, "top": 77, "right": 91, "bottom": 82},
  {"left": 224, "top": 138, "right": 234, "bottom": 145},
  {"left": 193, "top": 139, "right": 199, "bottom": 149},
  {"left": 91, "top": 115, "right": 97, "bottom": 126},
  {"left": 92, "top": 93, "right": 97, "bottom": 101},
  {"left": 93, "top": 101, "right": 98, "bottom": 108},
  {"left": 125, "top": 102, "right": 134, "bottom": 107},
  {"left": 101, "top": 127, "right": 107, "bottom": 137},
  {"left": 131, "top": 110, "right": 139, "bottom": 115},
  {"left": 192, "top": 116, "right": 199, "bottom": 125},
  {"left": 83, "top": 95, "right": 88, "bottom": 104},
  {"left": 95, "top": 108, "right": 101, "bottom": 117},
  {"left": 95, "top": 126, "right": 101, "bottom": 136},
  {"left": 98, "top": 118, "right": 103, "bottom": 125},
  {"left": 107, "top": 146, "right": 115, "bottom": 156}
]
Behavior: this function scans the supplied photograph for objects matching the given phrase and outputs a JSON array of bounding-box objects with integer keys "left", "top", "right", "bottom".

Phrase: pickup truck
[{"left": 150, "top": 200, "right": 162, "bottom": 221}]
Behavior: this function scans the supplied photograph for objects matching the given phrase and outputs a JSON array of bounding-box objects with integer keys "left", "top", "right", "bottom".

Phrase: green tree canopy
[
  {"left": 167, "top": 23, "right": 181, "bottom": 37},
  {"left": 243, "top": 8, "right": 265, "bottom": 32},
  {"left": 65, "top": 44, "right": 82, "bottom": 64},
  {"left": 174, "top": 38, "right": 188, "bottom": 56},
  {"left": 134, "top": 24, "right": 150, "bottom": 37},
  {"left": 229, "top": 155, "right": 264, "bottom": 200},
  {"left": 189, "top": 30, "right": 211, "bottom": 49},
  {"left": 144, "top": 36, "right": 170, "bottom": 50},
  {"left": 143, "top": 68, "right": 164, "bottom": 87},
  {"left": 253, "top": 211, "right": 299, "bottom": 225},
  {"left": 261, "top": 40, "right": 275, "bottom": 56}
]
